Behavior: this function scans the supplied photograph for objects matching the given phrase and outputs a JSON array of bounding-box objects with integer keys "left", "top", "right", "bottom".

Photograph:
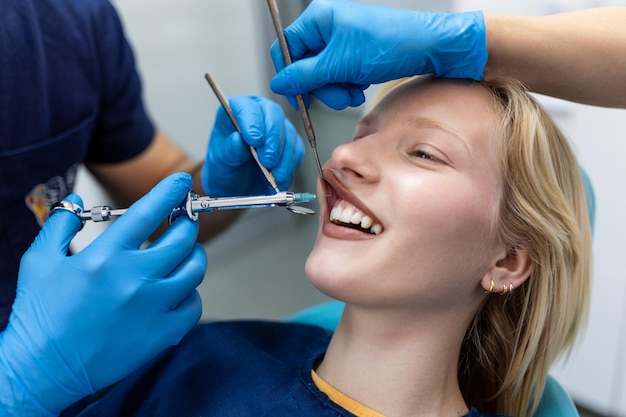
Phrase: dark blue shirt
[
  {"left": 62, "top": 321, "right": 508, "bottom": 417},
  {"left": 0, "top": 0, "right": 154, "bottom": 329}
]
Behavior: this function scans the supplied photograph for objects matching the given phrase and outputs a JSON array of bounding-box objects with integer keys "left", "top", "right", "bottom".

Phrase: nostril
[{"left": 329, "top": 139, "right": 378, "bottom": 182}]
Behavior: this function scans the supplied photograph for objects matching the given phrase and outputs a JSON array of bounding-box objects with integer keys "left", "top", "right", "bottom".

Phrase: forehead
[
  {"left": 363, "top": 79, "right": 503, "bottom": 163},
  {"left": 370, "top": 78, "right": 499, "bottom": 129}
]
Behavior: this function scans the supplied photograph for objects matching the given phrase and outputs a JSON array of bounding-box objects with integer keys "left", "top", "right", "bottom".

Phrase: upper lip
[{"left": 321, "top": 169, "right": 383, "bottom": 227}]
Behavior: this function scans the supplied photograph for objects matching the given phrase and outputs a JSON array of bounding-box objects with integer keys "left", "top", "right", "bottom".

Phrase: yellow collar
[{"left": 311, "top": 369, "right": 387, "bottom": 417}]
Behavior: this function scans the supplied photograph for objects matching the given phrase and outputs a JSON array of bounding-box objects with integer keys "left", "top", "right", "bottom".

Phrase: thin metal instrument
[
  {"left": 204, "top": 73, "right": 280, "bottom": 194},
  {"left": 266, "top": 0, "right": 324, "bottom": 179},
  {"left": 50, "top": 191, "right": 317, "bottom": 227}
]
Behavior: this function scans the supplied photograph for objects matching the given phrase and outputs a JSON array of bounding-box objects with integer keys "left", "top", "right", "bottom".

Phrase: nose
[{"left": 325, "top": 138, "right": 380, "bottom": 183}]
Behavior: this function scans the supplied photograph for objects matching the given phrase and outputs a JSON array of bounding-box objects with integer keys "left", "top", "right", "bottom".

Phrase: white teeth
[
  {"left": 329, "top": 201, "right": 383, "bottom": 234},
  {"left": 360, "top": 215, "right": 373, "bottom": 229},
  {"left": 349, "top": 211, "right": 363, "bottom": 224},
  {"left": 339, "top": 206, "right": 355, "bottom": 223}
]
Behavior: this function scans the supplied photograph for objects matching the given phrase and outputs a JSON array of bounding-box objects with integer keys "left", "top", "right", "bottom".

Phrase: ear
[{"left": 481, "top": 247, "right": 534, "bottom": 294}]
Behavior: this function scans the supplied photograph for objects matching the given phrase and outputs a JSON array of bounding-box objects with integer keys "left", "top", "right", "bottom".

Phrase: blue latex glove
[
  {"left": 0, "top": 173, "right": 207, "bottom": 416},
  {"left": 269, "top": 0, "right": 487, "bottom": 110},
  {"left": 202, "top": 95, "right": 305, "bottom": 197}
]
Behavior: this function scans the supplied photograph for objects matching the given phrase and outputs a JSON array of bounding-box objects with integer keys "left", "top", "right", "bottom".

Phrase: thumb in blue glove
[
  {"left": 269, "top": 0, "right": 487, "bottom": 110},
  {"left": 202, "top": 95, "right": 305, "bottom": 197},
  {"left": 0, "top": 172, "right": 207, "bottom": 416}
]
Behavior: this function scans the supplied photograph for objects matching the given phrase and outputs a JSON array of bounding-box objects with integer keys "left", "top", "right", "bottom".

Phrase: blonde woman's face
[{"left": 306, "top": 79, "right": 507, "bottom": 312}]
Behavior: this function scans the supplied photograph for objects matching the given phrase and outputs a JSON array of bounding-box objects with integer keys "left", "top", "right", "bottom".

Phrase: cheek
[{"left": 394, "top": 182, "right": 499, "bottom": 270}]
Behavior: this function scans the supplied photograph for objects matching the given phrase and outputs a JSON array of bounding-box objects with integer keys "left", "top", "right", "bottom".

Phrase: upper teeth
[{"left": 330, "top": 201, "right": 383, "bottom": 235}]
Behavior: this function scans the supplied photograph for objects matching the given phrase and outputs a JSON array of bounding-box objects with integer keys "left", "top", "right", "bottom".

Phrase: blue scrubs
[
  {"left": 61, "top": 321, "right": 507, "bottom": 417},
  {"left": 0, "top": 0, "right": 154, "bottom": 330}
]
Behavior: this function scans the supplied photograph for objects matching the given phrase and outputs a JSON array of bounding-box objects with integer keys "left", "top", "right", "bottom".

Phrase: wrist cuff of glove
[
  {"left": 0, "top": 333, "right": 94, "bottom": 415},
  {"left": 429, "top": 10, "right": 488, "bottom": 80},
  {"left": 0, "top": 352, "right": 58, "bottom": 417}
]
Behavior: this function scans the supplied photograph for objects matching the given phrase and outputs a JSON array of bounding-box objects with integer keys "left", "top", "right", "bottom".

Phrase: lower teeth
[{"left": 332, "top": 220, "right": 372, "bottom": 234}]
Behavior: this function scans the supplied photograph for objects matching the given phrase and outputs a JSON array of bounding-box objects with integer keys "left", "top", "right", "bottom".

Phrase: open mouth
[
  {"left": 329, "top": 200, "right": 383, "bottom": 235},
  {"left": 322, "top": 170, "right": 384, "bottom": 235}
]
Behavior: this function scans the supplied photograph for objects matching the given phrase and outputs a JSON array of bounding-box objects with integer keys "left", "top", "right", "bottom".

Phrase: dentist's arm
[
  {"left": 269, "top": 0, "right": 626, "bottom": 109},
  {"left": 483, "top": 9, "right": 626, "bottom": 108},
  {"left": 0, "top": 173, "right": 206, "bottom": 416}
]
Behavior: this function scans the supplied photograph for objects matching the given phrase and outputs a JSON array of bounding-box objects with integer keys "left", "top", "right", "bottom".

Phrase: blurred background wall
[{"left": 72, "top": 1, "right": 625, "bottom": 414}]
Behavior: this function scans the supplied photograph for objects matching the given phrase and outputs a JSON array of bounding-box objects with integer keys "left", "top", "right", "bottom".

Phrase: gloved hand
[
  {"left": 202, "top": 95, "right": 305, "bottom": 197},
  {"left": 269, "top": 0, "right": 487, "bottom": 110},
  {"left": 0, "top": 173, "right": 207, "bottom": 416}
]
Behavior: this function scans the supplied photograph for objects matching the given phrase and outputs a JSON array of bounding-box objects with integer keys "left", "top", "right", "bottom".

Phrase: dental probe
[
  {"left": 204, "top": 73, "right": 280, "bottom": 194},
  {"left": 50, "top": 191, "right": 317, "bottom": 227},
  {"left": 265, "top": 0, "right": 324, "bottom": 179}
]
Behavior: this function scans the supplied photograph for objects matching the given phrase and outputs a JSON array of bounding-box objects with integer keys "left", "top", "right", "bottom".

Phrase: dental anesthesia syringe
[{"left": 50, "top": 191, "right": 317, "bottom": 228}]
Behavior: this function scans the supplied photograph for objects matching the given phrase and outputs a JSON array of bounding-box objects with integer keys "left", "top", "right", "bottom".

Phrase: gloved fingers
[
  {"left": 203, "top": 130, "right": 253, "bottom": 196},
  {"left": 159, "top": 290, "right": 202, "bottom": 346},
  {"left": 271, "top": 54, "right": 368, "bottom": 110},
  {"left": 228, "top": 96, "right": 286, "bottom": 168},
  {"left": 101, "top": 173, "right": 193, "bottom": 249},
  {"left": 242, "top": 96, "right": 286, "bottom": 169},
  {"left": 206, "top": 102, "right": 257, "bottom": 186},
  {"left": 227, "top": 96, "right": 265, "bottom": 148},
  {"left": 283, "top": 93, "right": 311, "bottom": 112},
  {"left": 270, "top": 55, "right": 323, "bottom": 98},
  {"left": 208, "top": 128, "right": 252, "bottom": 169},
  {"left": 269, "top": 39, "right": 287, "bottom": 74},
  {"left": 270, "top": 38, "right": 323, "bottom": 77},
  {"left": 269, "top": 0, "right": 331, "bottom": 73},
  {"left": 31, "top": 193, "right": 84, "bottom": 257},
  {"left": 269, "top": 119, "right": 305, "bottom": 190},
  {"left": 269, "top": 40, "right": 315, "bottom": 111},
  {"left": 151, "top": 243, "right": 207, "bottom": 311},
  {"left": 311, "top": 83, "right": 368, "bottom": 110},
  {"left": 141, "top": 216, "right": 201, "bottom": 277}
]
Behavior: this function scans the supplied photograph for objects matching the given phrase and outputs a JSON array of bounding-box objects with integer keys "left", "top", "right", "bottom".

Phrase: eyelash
[{"left": 411, "top": 150, "right": 439, "bottom": 162}]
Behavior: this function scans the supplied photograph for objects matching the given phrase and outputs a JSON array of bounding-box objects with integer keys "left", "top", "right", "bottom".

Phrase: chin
[
  {"left": 304, "top": 246, "right": 368, "bottom": 302},
  {"left": 305, "top": 248, "right": 344, "bottom": 299}
]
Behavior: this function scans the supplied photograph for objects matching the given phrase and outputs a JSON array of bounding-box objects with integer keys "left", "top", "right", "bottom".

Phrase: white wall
[{"left": 111, "top": 0, "right": 271, "bottom": 158}]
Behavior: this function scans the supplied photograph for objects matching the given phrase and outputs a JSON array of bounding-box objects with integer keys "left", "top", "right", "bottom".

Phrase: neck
[{"left": 316, "top": 305, "right": 471, "bottom": 417}]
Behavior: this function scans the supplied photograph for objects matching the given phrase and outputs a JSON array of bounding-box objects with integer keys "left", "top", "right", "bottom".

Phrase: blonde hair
[{"left": 372, "top": 77, "right": 592, "bottom": 417}]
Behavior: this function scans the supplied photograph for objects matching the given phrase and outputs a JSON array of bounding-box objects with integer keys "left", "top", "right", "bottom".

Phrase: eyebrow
[
  {"left": 404, "top": 115, "right": 459, "bottom": 139},
  {"left": 356, "top": 113, "right": 472, "bottom": 153},
  {"left": 356, "top": 113, "right": 377, "bottom": 129},
  {"left": 403, "top": 115, "right": 471, "bottom": 154}
]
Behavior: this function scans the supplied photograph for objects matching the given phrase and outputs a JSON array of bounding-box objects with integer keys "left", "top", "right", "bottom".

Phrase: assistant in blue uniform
[{"left": 0, "top": 0, "right": 152, "bottom": 329}]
